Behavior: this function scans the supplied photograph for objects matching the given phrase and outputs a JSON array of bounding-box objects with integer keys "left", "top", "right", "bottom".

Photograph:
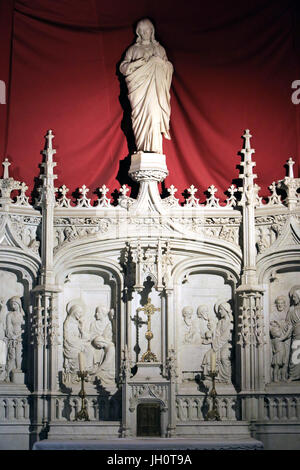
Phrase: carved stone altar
[{"left": 0, "top": 127, "right": 299, "bottom": 449}]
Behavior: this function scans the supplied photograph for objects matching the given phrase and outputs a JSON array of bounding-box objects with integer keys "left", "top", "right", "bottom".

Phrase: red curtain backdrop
[{"left": 0, "top": 0, "right": 299, "bottom": 203}]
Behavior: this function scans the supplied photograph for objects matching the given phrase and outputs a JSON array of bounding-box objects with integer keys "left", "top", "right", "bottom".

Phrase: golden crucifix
[{"left": 137, "top": 297, "right": 160, "bottom": 362}]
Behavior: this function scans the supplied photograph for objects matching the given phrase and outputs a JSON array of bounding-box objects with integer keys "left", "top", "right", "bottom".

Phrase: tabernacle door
[{"left": 137, "top": 403, "right": 161, "bottom": 437}]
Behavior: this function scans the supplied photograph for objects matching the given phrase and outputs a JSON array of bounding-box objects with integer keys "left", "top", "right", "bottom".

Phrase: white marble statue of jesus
[{"left": 120, "top": 18, "right": 173, "bottom": 154}]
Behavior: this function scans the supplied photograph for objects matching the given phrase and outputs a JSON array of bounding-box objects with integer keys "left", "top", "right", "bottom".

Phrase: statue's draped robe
[
  {"left": 286, "top": 305, "right": 300, "bottom": 380},
  {"left": 63, "top": 316, "right": 82, "bottom": 372},
  {"left": 212, "top": 317, "right": 233, "bottom": 383},
  {"left": 120, "top": 43, "right": 173, "bottom": 154}
]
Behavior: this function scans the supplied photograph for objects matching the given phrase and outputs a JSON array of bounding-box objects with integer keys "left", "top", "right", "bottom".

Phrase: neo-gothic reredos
[{"left": 0, "top": 127, "right": 299, "bottom": 449}]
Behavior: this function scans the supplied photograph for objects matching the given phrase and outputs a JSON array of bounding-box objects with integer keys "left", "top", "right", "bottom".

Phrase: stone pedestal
[{"left": 128, "top": 152, "right": 168, "bottom": 214}]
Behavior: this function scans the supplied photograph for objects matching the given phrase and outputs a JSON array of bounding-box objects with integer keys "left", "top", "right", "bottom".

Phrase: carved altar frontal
[{"left": 0, "top": 129, "right": 300, "bottom": 450}]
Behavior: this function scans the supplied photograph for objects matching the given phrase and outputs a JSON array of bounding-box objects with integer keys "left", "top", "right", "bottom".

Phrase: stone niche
[
  {"left": 0, "top": 270, "right": 27, "bottom": 384},
  {"left": 58, "top": 272, "right": 117, "bottom": 390},
  {"left": 177, "top": 271, "right": 233, "bottom": 385}
]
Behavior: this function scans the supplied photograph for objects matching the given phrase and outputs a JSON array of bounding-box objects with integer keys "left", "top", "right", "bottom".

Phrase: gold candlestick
[
  {"left": 74, "top": 370, "right": 90, "bottom": 421},
  {"left": 137, "top": 297, "right": 160, "bottom": 363},
  {"left": 205, "top": 370, "right": 221, "bottom": 421}
]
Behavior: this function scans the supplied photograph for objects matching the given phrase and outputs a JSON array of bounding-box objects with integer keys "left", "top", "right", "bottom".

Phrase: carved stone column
[
  {"left": 236, "top": 130, "right": 266, "bottom": 421},
  {"left": 31, "top": 131, "right": 61, "bottom": 441}
]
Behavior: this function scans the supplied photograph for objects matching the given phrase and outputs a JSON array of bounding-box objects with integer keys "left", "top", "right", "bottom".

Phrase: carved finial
[
  {"left": 15, "top": 181, "right": 30, "bottom": 206},
  {"left": 266, "top": 181, "right": 282, "bottom": 206},
  {"left": 120, "top": 184, "right": 130, "bottom": 197},
  {"left": 206, "top": 185, "right": 220, "bottom": 207},
  {"left": 185, "top": 185, "right": 200, "bottom": 207},
  {"left": 168, "top": 185, "right": 177, "bottom": 198},
  {"left": 96, "top": 184, "right": 111, "bottom": 207},
  {"left": 77, "top": 184, "right": 91, "bottom": 208},
  {"left": 162, "top": 184, "right": 180, "bottom": 207},
  {"left": 287, "top": 157, "right": 295, "bottom": 178},
  {"left": 226, "top": 184, "right": 237, "bottom": 207},
  {"left": 45, "top": 129, "right": 54, "bottom": 150},
  {"left": 243, "top": 129, "right": 252, "bottom": 151},
  {"left": 56, "top": 185, "right": 71, "bottom": 208},
  {"left": 100, "top": 184, "right": 109, "bottom": 196},
  {"left": 2, "top": 158, "right": 11, "bottom": 179}
]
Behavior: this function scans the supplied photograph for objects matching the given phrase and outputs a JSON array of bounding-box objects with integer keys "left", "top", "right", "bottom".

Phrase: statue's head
[
  {"left": 182, "top": 306, "right": 193, "bottom": 319},
  {"left": 289, "top": 286, "right": 300, "bottom": 306},
  {"left": 7, "top": 296, "right": 22, "bottom": 312},
  {"left": 217, "top": 301, "right": 232, "bottom": 319},
  {"left": 95, "top": 304, "right": 108, "bottom": 320},
  {"left": 136, "top": 18, "right": 157, "bottom": 44},
  {"left": 275, "top": 296, "right": 287, "bottom": 312},
  {"left": 197, "top": 304, "right": 208, "bottom": 318},
  {"left": 66, "top": 299, "right": 85, "bottom": 321}
]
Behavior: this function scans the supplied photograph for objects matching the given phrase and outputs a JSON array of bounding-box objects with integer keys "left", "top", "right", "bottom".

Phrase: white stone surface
[
  {"left": 0, "top": 129, "right": 300, "bottom": 449},
  {"left": 120, "top": 19, "right": 173, "bottom": 154}
]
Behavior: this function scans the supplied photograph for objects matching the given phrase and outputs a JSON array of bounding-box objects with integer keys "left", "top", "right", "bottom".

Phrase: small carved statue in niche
[
  {"left": 181, "top": 306, "right": 195, "bottom": 344},
  {"left": 63, "top": 300, "right": 92, "bottom": 377},
  {"left": 5, "top": 296, "right": 25, "bottom": 382},
  {"left": 120, "top": 18, "right": 173, "bottom": 154},
  {"left": 201, "top": 301, "right": 233, "bottom": 383},
  {"left": 90, "top": 305, "right": 115, "bottom": 385}
]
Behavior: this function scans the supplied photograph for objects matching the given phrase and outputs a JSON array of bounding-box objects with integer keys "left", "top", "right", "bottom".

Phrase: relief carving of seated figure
[
  {"left": 90, "top": 305, "right": 115, "bottom": 385},
  {"left": 63, "top": 300, "right": 93, "bottom": 376}
]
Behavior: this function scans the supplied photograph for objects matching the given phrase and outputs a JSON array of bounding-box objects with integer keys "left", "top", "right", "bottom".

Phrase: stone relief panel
[
  {"left": 0, "top": 271, "right": 26, "bottom": 383},
  {"left": 255, "top": 214, "right": 287, "bottom": 254},
  {"left": 177, "top": 273, "right": 233, "bottom": 384},
  {"left": 9, "top": 215, "right": 40, "bottom": 255},
  {"left": 53, "top": 217, "right": 112, "bottom": 252},
  {"left": 60, "top": 273, "right": 116, "bottom": 388},
  {"left": 268, "top": 271, "right": 300, "bottom": 383}
]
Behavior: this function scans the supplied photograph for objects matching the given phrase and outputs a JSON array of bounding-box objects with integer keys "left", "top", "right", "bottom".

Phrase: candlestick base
[
  {"left": 205, "top": 370, "right": 221, "bottom": 422},
  {"left": 141, "top": 350, "right": 158, "bottom": 363},
  {"left": 74, "top": 370, "right": 90, "bottom": 422}
]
